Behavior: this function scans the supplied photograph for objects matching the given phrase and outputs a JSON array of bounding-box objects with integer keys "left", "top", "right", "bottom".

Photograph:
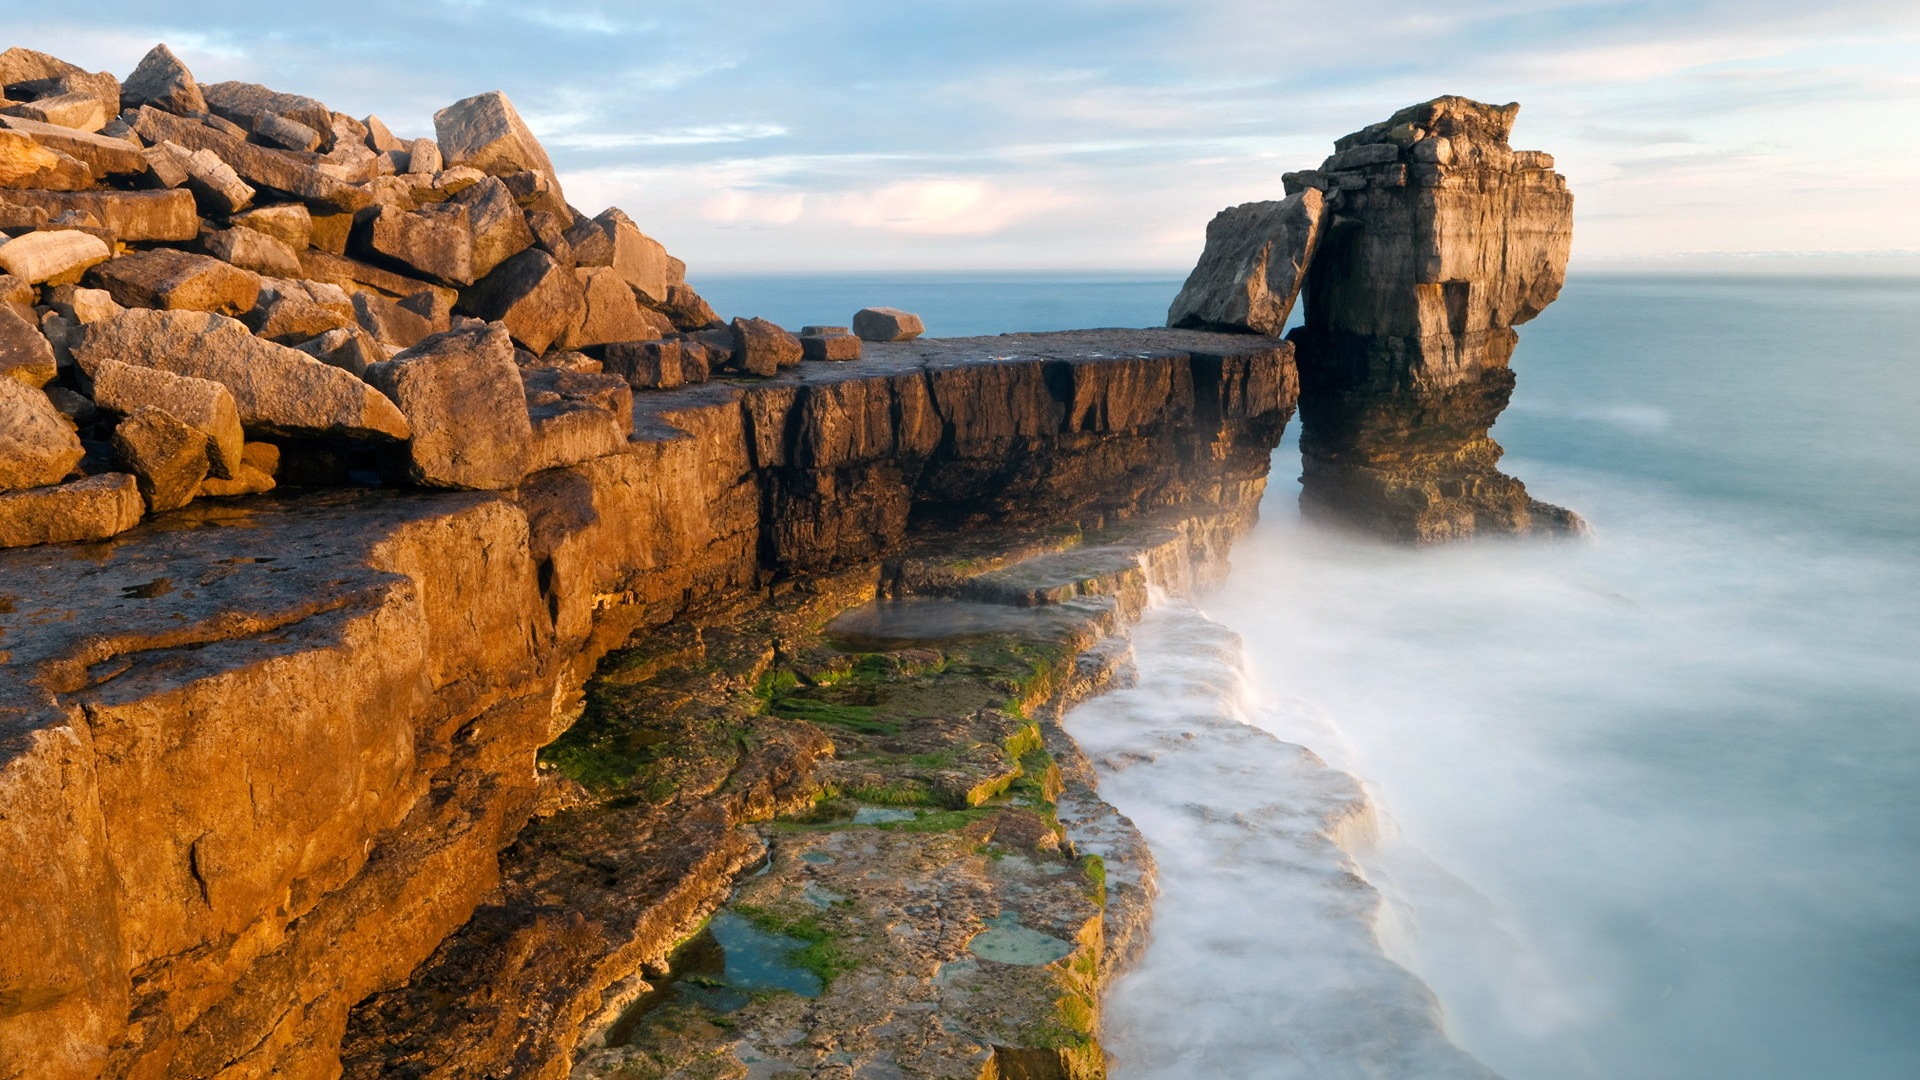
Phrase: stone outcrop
[{"left": 1169, "top": 94, "right": 1582, "bottom": 542}]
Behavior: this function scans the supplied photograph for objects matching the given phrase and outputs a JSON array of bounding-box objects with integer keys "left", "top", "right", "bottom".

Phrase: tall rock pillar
[{"left": 1291, "top": 96, "right": 1583, "bottom": 542}]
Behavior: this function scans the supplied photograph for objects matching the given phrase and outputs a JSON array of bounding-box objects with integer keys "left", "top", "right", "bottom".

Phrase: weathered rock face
[
  {"left": 0, "top": 329, "right": 1295, "bottom": 1080},
  {"left": 1288, "top": 96, "right": 1582, "bottom": 541},
  {"left": 1167, "top": 187, "right": 1322, "bottom": 336}
]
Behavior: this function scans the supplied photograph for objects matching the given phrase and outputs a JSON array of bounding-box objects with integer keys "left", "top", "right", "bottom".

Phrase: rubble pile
[{"left": 0, "top": 43, "right": 859, "bottom": 548}]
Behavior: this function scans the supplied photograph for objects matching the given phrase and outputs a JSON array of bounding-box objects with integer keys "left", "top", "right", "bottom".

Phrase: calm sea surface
[{"left": 695, "top": 271, "right": 1920, "bottom": 1079}]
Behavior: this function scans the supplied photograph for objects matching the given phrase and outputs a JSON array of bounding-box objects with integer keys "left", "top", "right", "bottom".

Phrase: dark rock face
[{"left": 1290, "top": 96, "right": 1582, "bottom": 542}]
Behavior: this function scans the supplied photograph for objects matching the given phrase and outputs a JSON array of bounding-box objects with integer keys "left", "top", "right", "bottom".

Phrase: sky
[{"left": 16, "top": 1, "right": 1920, "bottom": 271}]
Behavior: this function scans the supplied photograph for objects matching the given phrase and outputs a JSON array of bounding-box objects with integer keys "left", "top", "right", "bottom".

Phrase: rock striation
[{"left": 1170, "top": 95, "right": 1583, "bottom": 542}]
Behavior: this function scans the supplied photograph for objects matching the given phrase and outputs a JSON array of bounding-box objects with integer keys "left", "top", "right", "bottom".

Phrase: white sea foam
[{"left": 1063, "top": 599, "right": 1502, "bottom": 1080}]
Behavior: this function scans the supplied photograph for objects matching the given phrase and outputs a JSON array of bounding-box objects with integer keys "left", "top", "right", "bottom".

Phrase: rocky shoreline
[{"left": 1, "top": 41, "right": 1578, "bottom": 1080}]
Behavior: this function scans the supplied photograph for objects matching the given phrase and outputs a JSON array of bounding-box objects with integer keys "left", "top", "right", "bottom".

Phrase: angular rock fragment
[
  {"left": 202, "top": 225, "right": 301, "bottom": 277},
  {"left": 292, "top": 325, "right": 385, "bottom": 377},
  {"left": 180, "top": 144, "right": 255, "bottom": 214},
  {"left": 363, "top": 114, "right": 401, "bottom": 154},
  {"left": 90, "top": 248, "right": 262, "bottom": 315},
  {"left": 110, "top": 404, "right": 208, "bottom": 511},
  {"left": 451, "top": 176, "right": 534, "bottom": 278},
  {"left": 852, "top": 306, "right": 924, "bottom": 342},
  {"left": 232, "top": 202, "right": 312, "bottom": 248},
  {"left": 121, "top": 44, "right": 206, "bottom": 115},
  {"left": 0, "top": 115, "right": 148, "bottom": 179},
  {"left": 565, "top": 208, "right": 675, "bottom": 304},
  {"left": 309, "top": 209, "right": 353, "bottom": 253},
  {"left": 364, "top": 324, "right": 531, "bottom": 488},
  {"left": 358, "top": 201, "right": 474, "bottom": 286},
  {"left": 353, "top": 290, "right": 439, "bottom": 349},
  {"left": 246, "top": 277, "right": 355, "bottom": 341},
  {"left": 0, "top": 228, "right": 109, "bottom": 285},
  {"left": 45, "top": 285, "right": 121, "bottom": 325},
  {"left": 730, "top": 316, "right": 802, "bottom": 376},
  {"left": 656, "top": 283, "right": 722, "bottom": 331},
  {"left": 0, "top": 470, "right": 142, "bottom": 546},
  {"left": 457, "top": 247, "right": 583, "bottom": 355},
  {"left": 1167, "top": 188, "right": 1322, "bottom": 336},
  {"left": 4, "top": 91, "right": 108, "bottom": 133},
  {"left": 91, "top": 358, "right": 244, "bottom": 477},
  {"left": 196, "top": 440, "right": 278, "bottom": 497},
  {"left": 557, "top": 266, "right": 672, "bottom": 351},
  {"left": 433, "top": 91, "right": 564, "bottom": 213},
  {"left": 201, "top": 80, "right": 332, "bottom": 138},
  {"left": 299, "top": 249, "right": 455, "bottom": 307},
  {"left": 0, "top": 303, "right": 58, "bottom": 386},
  {"left": 253, "top": 110, "right": 322, "bottom": 153},
  {"left": 0, "top": 48, "right": 121, "bottom": 130},
  {"left": 0, "top": 187, "right": 196, "bottom": 240},
  {"left": 800, "top": 327, "right": 861, "bottom": 362},
  {"left": 524, "top": 209, "right": 572, "bottom": 265},
  {"left": 597, "top": 339, "right": 691, "bottom": 390},
  {"left": 405, "top": 137, "right": 441, "bottom": 175},
  {"left": 0, "top": 376, "right": 83, "bottom": 489},
  {"left": 0, "top": 130, "right": 88, "bottom": 189},
  {"left": 522, "top": 366, "right": 633, "bottom": 472},
  {"left": 131, "top": 106, "right": 369, "bottom": 212},
  {"left": 73, "top": 308, "right": 411, "bottom": 440}
]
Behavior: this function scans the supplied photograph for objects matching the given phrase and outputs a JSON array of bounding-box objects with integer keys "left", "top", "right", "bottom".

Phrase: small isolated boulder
[
  {"left": 0, "top": 229, "right": 110, "bottom": 285},
  {"left": 73, "top": 308, "right": 410, "bottom": 440},
  {"left": 0, "top": 471, "right": 143, "bottom": 547},
  {"left": 458, "top": 247, "right": 584, "bottom": 355},
  {"left": 91, "top": 359, "right": 244, "bottom": 478},
  {"left": 90, "top": 248, "right": 262, "bottom": 315},
  {"left": 0, "top": 303, "right": 59, "bottom": 386},
  {"left": 120, "top": 43, "right": 205, "bottom": 115},
  {"left": 852, "top": 307, "right": 925, "bottom": 342},
  {"left": 365, "top": 324, "right": 531, "bottom": 489},
  {"left": 0, "top": 377, "right": 83, "bottom": 489},
  {"left": 111, "top": 405, "right": 208, "bottom": 512},
  {"left": 433, "top": 91, "right": 565, "bottom": 213},
  {"left": 730, "top": 316, "right": 802, "bottom": 376},
  {"left": 799, "top": 326, "right": 861, "bottom": 362},
  {"left": 1166, "top": 188, "right": 1323, "bottom": 336}
]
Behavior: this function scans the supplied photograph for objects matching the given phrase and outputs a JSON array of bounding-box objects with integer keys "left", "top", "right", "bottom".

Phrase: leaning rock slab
[
  {"left": 91, "top": 359, "right": 244, "bottom": 478},
  {"left": 0, "top": 228, "right": 110, "bottom": 285},
  {"left": 90, "top": 248, "right": 262, "bottom": 315},
  {"left": 0, "top": 470, "right": 141, "bottom": 546},
  {"left": 1167, "top": 188, "right": 1322, "bottom": 336},
  {"left": 0, "top": 303, "right": 58, "bottom": 386},
  {"left": 852, "top": 306, "right": 925, "bottom": 342},
  {"left": 111, "top": 405, "right": 208, "bottom": 512},
  {"left": 365, "top": 324, "right": 532, "bottom": 489},
  {"left": 0, "top": 376, "right": 82, "bottom": 489},
  {"left": 74, "top": 308, "right": 410, "bottom": 440}
]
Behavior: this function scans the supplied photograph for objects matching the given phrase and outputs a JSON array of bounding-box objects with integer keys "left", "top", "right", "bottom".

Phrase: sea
[{"left": 691, "top": 270, "right": 1920, "bottom": 1079}]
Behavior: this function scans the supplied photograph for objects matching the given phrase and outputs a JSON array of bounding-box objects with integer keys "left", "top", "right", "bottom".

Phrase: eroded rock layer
[{"left": 0, "top": 329, "right": 1294, "bottom": 1080}]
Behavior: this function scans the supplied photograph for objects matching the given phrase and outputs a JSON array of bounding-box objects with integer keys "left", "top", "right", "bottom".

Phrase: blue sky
[{"left": 21, "top": 1, "right": 1920, "bottom": 270}]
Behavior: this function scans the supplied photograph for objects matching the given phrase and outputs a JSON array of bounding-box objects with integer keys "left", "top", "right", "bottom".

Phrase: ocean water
[{"left": 704, "top": 271, "right": 1920, "bottom": 1078}]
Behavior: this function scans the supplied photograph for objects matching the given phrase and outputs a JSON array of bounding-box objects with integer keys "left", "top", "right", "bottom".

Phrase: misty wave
[{"left": 1063, "top": 598, "right": 1502, "bottom": 1080}]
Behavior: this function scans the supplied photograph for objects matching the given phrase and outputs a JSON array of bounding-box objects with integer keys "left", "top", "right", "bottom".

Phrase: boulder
[
  {"left": 0, "top": 228, "right": 109, "bottom": 285},
  {"left": 200, "top": 80, "right": 332, "bottom": 138},
  {"left": 73, "top": 308, "right": 411, "bottom": 440},
  {"left": 0, "top": 48, "right": 120, "bottom": 130},
  {"left": 364, "top": 324, "right": 531, "bottom": 489},
  {"left": 232, "top": 203, "right": 313, "bottom": 248},
  {"left": 524, "top": 209, "right": 572, "bottom": 265},
  {"left": 45, "top": 285, "right": 122, "bottom": 325},
  {"left": 0, "top": 187, "right": 197, "bottom": 240},
  {"left": 0, "top": 470, "right": 142, "bottom": 546},
  {"left": 457, "top": 247, "right": 584, "bottom": 355},
  {"left": 852, "top": 306, "right": 924, "bottom": 342},
  {"left": 557, "top": 266, "right": 672, "bottom": 351},
  {"left": 0, "top": 303, "right": 58, "bottom": 386},
  {"left": 202, "top": 225, "right": 302, "bottom": 277},
  {"left": 656, "top": 283, "right": 722, "bottom": 331},
  {"left": 1166, "top": 188, "right": 1323, "bottom": 336},
  {"left": 130, "top": 106, "right": 369, "bottom": 212},
  {"left": 0, "top": 376, "right": 83, "bottom": 490},
  {"left": 594, "top": 339, "right": 687, "bottom": 390},
  {"left": 358, "top": 201, "right": 474, "bottom": 286},
  {"left": 522, "top": 366, "right": 633, "bottom": 473},
  {"left": 0, "top": 115, "right": 149, "bottom": 179},
  {"left": 432, "top": 91, "right": 564, "bottom": 214},
  {"left": 90, "top": 248, "right": 262, "bottom": 315},
  {"left": 3, "top": 92, "right": 108, "bottom": 134},
  {"left": 196, "top": 440, "right": 278, "bottom": 497},
  {"left": 90, "top": 359, "right": 244, "bottom": 478},
  {"left": 800, "top": 328, "right": 861, "bottom": 362},
  {"left": 406, "top": 137, "right": 441, "bottom": 175},
  {"left": 450, "top": 176, "right": 534, "bottom": 279},
  {"left": 0, "top": 130, "right": 88, "bottom": 189},
  {"left": 254, "top": 111, "right": 323, "bottom": 153},
  {"left": 110, "top": 405, "right": 208, "bottom": 512},
  {"left": 292, "top": 325, "right": 385, "bottom": 378},
  {"left": 120, "top": 44, "right": 205, "bottom": 115},
  {"left": 246, "top": 278, "right": 355, "bottom": 341},
  {"left": 299, "top": 249, "right": 456, "bottom": 310},
  {"left": 179, "top": 144, "right": 256, "bottom": 214},
  {"left": 565, "top": 208, "right": 674, "bottom": 304},
  {"left": 363, "top": 114, "right": 402, "bottom": 154},
  {"left": 352, "top": 291, "right": 438, "bottom": 348},
  {"left": 730, "top": 316, "right": 802, "bottom": 376}
]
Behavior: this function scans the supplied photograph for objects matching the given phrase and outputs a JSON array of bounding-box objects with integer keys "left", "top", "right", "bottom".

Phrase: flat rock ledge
[{"left": 0, "top": 329, "right": 1294, "bottom": 1080}]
